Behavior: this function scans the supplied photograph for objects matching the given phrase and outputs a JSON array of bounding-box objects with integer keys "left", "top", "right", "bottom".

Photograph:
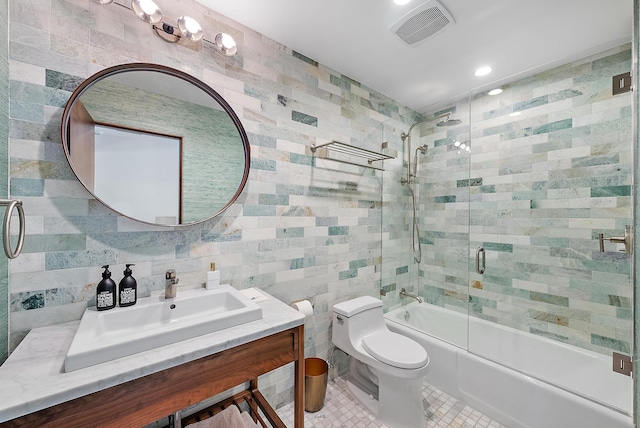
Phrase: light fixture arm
[
  {"left": 151, "top": 17, "right": 203, "bottom": 44},
  {"left": 152, "top": 21, "right": 181, "bottom": 43}
]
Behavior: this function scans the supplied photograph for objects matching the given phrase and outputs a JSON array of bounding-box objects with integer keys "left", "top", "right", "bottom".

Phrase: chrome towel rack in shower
[
  {"left": 0, "top": 199, "right": 25, "bottom": 259},
  {"left": 310, "top": 141, "right": 395, "bottom": 171}
]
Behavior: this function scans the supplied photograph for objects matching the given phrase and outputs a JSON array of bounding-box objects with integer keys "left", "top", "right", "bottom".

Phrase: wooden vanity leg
[{"left": 294, "top": 324, "right": 305, "bottom": 427}]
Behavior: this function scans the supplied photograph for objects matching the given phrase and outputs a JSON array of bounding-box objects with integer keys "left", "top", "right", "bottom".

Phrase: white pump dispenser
[{"left": 206, "top": 262, "right": 220, "bottom": 289}]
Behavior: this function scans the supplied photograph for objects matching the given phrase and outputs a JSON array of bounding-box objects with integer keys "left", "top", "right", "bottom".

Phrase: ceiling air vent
[{"left": 391, "top": 0, "right": 455, "bottom": 46}]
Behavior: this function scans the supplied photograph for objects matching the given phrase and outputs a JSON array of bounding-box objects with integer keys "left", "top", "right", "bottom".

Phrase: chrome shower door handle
[{"left": 475, "top": 247, "right": 485, "bottom": 274}]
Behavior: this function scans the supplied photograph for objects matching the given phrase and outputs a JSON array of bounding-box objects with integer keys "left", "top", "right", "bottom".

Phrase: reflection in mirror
[
  {"left": 62, "top": 63, "right": 250, "bottom": 226},
  {"left": 94, "top": 125, "right": 181, "bottom": 224}
]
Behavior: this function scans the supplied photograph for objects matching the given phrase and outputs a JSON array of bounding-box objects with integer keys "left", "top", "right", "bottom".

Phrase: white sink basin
[{"left": 64, "top": 285, "right": 262, "bottom": 372}]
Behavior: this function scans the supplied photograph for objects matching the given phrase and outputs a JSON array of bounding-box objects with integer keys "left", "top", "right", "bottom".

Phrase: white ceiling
[{"left": 198, "top": 0, "right": 633, "bottom": 114}]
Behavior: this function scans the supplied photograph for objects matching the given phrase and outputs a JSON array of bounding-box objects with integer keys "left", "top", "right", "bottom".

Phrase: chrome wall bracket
[
  {"left": 612, "top": 71, "right": 632, "bottom": 95},
  {"left": 613, "top": 352, "right": 633, "bottom": 377},
  {"left": 598, "top": 225, "right": 633, "bottom": 254}
]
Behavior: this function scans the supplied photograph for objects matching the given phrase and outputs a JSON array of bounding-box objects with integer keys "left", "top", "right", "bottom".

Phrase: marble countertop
[{"left": 0, "top": 287, "right": 305, "bottom": 423}]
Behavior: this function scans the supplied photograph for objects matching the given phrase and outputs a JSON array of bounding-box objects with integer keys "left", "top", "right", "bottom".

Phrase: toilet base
[
  {"left": 347, "top": 379, "right": 379, "bottom": 416},
  {"left": 346, "top": 360, "right": 426, "bottom": 428},
  {"left": 377, "top": 371, "right": 426, "bottom": 428}
]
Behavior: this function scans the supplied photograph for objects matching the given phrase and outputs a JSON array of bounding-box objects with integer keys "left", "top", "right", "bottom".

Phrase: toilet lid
[{"left": 362, "top": 331, "right": 428, "bottom": 369}]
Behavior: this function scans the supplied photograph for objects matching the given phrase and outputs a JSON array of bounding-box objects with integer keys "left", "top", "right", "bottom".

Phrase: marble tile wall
[
  {"left": 7, "top": 0, "right": 417, "bottom": 407},
  {"left": 634, "top": 1, "right": 639, "bottom": 423},
  {"left": 0, "top": 1, "right": 9, "bottom": 363},
  {"left": 413, "top": 45, "right": 633, "bottom": 356},
  {"left": 6, "top": 0, "right": 636, "bottom": 412}
]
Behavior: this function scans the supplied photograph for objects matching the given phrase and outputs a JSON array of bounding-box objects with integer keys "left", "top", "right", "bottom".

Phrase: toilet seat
[{"left": 362, "top": 331, "right": 428, "bottom": 369}]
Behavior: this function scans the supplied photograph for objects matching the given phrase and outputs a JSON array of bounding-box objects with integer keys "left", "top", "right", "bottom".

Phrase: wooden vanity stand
[{"left": 1, "top": 325, "right": 304, "bottom": 428}]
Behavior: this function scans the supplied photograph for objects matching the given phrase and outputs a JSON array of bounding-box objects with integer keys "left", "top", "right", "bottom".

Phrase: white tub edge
[{"left": 385, "top": 312, "right": 634, "bottom": 428}]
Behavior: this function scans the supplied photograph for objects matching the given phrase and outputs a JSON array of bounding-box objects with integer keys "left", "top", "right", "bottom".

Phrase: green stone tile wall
[
  {"left": 634, "top": 2, "right": 639, "bottom": 426},
  {"left": 0, "top": 1, "right": 9, "bottom": 364},
  {"left": 414, "top": 45, "right": 633, "bottom": 356},
  {"left": 5, "top": 0, "right": 637, "bottom": 415},
  {"left": 6, "top": 0, "right": 417, "bottom": 408}
]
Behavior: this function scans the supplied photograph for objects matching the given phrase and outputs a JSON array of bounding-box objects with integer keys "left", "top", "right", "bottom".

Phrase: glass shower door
[
  {"left": 409, "top": 102, "right": 472, "bottom": 349},
  {"left": 467, "top": 43, "right": 634, "bottom": 415},
  {"left": 0, "top": 1, "right": 8, "bottom": 363}
]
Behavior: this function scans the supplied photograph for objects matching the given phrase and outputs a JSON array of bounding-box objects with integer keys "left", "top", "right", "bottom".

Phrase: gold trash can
[{"left": 304, "top": 357, "right": 328, "bottom": 412}]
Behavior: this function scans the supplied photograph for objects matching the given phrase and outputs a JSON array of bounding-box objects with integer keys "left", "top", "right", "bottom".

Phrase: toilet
[{"left": 332, "top": 296, "right": 429, "bottom": 428}]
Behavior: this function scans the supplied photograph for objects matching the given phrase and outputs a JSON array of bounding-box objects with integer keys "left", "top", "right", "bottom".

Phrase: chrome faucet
[
  {"left": 165, "top": 269, "right": 179, "bottom": 299},
  {"left": 400, "top": 288, "right": 422, "bottom": 304}
]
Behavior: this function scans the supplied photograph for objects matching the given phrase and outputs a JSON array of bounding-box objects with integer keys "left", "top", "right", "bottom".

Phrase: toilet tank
[
  {"left": 332, "top": 296, "right": 387, "bottom": 348},
  {"left": 333, "top": 296, "right": 382, "bottom": 317}
]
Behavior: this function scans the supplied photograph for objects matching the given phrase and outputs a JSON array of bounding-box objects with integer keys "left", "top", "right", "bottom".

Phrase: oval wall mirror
[{"left": 61, "top": 63, "right": 250, "bottom": 226}]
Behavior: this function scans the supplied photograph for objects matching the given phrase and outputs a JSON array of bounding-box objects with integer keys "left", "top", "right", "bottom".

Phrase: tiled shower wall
[
  {"left": 1, "top": 1, "right": 9, "bottom": 363},
  {"left": 634, "top": 1, "right": 639, "bottom": 422},
  {"left": 414, "top": 44, "right": 633, "bottom": 356},
  {"left": 7, "top": 0, "right": 418, "bottom": 406}
]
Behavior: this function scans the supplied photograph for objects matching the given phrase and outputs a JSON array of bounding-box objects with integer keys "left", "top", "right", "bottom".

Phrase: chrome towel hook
[{"left": 0, "top": 199, "right": 25, "bottom": 259}]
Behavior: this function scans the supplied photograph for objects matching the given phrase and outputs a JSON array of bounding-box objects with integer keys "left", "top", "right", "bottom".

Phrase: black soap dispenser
[
  {"left": 96, "top": 265, "right": 117, "bottom": 311},
  {"left": 119, "top": 264, "right": 137, "bottom": 307}
]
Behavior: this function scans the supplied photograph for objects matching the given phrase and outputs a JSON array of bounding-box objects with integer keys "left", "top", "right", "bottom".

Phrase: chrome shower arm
[
  {"left": 402, "top": 113, "right": 451, "bottom": 185},
  {"left": 402, "top": 113, "right": 451, "bottom": 140}
]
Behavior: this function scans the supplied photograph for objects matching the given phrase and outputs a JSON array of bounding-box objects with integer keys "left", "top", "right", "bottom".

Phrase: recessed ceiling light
[
  {"left": 475, "top": 66, "right": 492, "bottom": 77},
  {"left": 509, "top": 111, "right": 521, "bottom": 117},
  {"left": 393, "top": 0, "right": 412, "bottom": 4},
  {"left": 488, "top": 88, "right": 503, "bottom": 96}
]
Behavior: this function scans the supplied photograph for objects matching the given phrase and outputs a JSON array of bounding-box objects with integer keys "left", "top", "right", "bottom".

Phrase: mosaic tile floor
[{"left": 277, "top": 377, "right": 507, "bottom": 428}]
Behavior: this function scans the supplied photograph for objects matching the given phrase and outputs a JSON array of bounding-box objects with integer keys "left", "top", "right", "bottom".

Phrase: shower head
[
  {"left": 416, "top": 144, "right": 428, "bottom": 154},
  {"left": 436, "top": 116, "right": 462, "bottom": 126},
  {"left": 402, "top": 113, "right": 460, "bottom": 140}
]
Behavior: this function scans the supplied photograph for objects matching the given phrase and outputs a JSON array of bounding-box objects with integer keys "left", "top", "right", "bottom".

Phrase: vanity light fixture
[
  {"left": 91, "top": 0, "right": 237, "bottom": 55},
  {"left": 214, "top": 33, "right": 238, "bottom": 56},
  {"left": 177, "top": 16, "right": 203, "bottom": 42},
  {"left": 131, "top": 0, "right": 162, "bottom": 24}
]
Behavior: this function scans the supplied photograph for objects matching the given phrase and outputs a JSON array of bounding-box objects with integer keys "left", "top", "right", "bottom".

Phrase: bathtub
[{"left": 384, "top": 302, "right": 634, "bottom": 428}]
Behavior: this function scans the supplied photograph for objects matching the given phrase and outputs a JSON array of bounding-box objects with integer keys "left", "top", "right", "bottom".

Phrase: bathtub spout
[{"left": 400, "top": 288, "right": 422, "bottom": 304}]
